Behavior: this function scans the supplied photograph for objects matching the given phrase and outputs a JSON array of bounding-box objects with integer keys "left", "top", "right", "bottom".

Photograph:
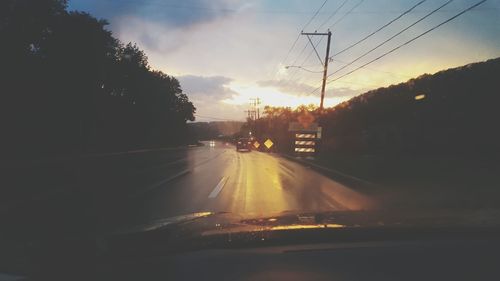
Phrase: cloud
[
  {"left": 112, "top": 16, "right": 189, "bottom": 53},
  {"left": 72, "top": 0, "right": 257, "bottom": 54},
  {"left": 70, "top": 0, "right": 245, "bottom": 28},
  {"left": 69, "top": 0, "right": 500, "bottom": 119},
  {"left": 178, "top": 75, "right": 236, "bottom": 101},
  {"left": 177, "top": 75, "right": 246, "bottom": 121},
  {"left": 325, "top": 86, "right": 366, "bottom": 98},
  {"left": 257, "top": 79, "right": 365, "bottom": 98},
  {"left": 257, "top": 80, "right": 316, "bottom": 95},
  {"left": 110, "top": 4, "right": 299, "bottom": 81}
]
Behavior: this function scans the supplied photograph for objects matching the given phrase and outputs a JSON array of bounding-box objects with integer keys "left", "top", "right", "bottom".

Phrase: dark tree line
[
  {"left": 1, "top": 0, "right": 195, "bottom": 159},
  {"left": 250, "top": 57, "right": 500, "bottom": 157},
  {"left": 187, "top": 121, "right": 244, "bottom": 141}
]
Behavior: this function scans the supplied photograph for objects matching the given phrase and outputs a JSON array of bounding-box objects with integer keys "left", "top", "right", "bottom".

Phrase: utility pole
[
  {"left": 244, "top": 110, "right": 252, "bottom": 120},
  {"left": 245, "top": 98, "right": 261, "bottom": 121},
  {"left": 321, "top": 31, "right": 332, "bottom": 111},
  {"left": 257, "top": 98, "right": 260, "bottom": 119},
  {"left": 301, "top": 30, "right": 332, "bottom": 110},
  {"left": 250, "top": 98, "right": 261, "bottom": 119}
]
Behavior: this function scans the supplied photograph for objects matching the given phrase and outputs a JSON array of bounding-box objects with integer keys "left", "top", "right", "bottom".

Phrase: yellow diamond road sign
[
  {"left": 253, "top": 141, "right": 260, "bottom": 149},
  {"left": 264, "top": 139, "right": 274, "bottom": 149}
]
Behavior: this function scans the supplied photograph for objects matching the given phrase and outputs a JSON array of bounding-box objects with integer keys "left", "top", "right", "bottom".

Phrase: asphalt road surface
[
  {"left": 3, "top": 141, "right": 373, "bottom": 236},
  {"left": 103, "top": 141, "right": 373, "bottom": 230}
]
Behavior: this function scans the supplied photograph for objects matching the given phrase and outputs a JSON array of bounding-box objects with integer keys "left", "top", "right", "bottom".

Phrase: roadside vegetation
[
  {"left": 248, "top": 58, "right": 500, "bottom": 209},
  {"left": 2, "top": 0, "right": 196, "bottom": 159}
]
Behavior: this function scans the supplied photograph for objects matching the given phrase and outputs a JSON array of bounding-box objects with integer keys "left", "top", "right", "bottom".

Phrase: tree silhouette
[
  {"left": 251, "top": 58, "right": 500, "bottom": 157},
  {"left": 1, "top": 0, "right": 196, "bottom": 158}
]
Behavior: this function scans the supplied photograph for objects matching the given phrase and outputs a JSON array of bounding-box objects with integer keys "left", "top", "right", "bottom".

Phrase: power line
[
  {"left": 308, "top": 58, "right": 414, "bottom": 95},
  {"left": 329, "top": 0, "right": 365, "bottom": 30},
  {"left": 282, "top": 0, "right": 329, "bottom": 65},
  {"left": 285, "top": 42, "right": 321, "bottom": 81},
  {"left": 280, "top": 34, "right": 301, "bottom": 69},
  {"left": 280, "top": 0, "right": 369, "bottom": 99},
  {"left": 328, "top": 0, "right": 454, "bottom": 79},
  {"left": 289, "top": 42, "right": 310, "bottom": 68},
  {"left": 331, "top": 58, "right": 413, "bottom": 78},
  {"left": 288, "top": 0, "right": 364, "bottom": 92},
  {"left": 339, "top": 7, "right": 497, "bottom": 14},
  {"left": 307, "top": 0, "right": 450, "bottom": 93},
  {"left": 107, "top": 0, "right": 497, "bottom": 14},
  {"left": 301, "top": 0, "right": 365, "bottom": 69},
  {"left": 307, "top": 78, "right": 375, "bottom": 95},
  {"left": 286, "top": 65, "right": 324, "bottom": 73},
  {"left": 332, "top": 79, "right": 380, "bottom": 88},
  {"left": 288, "top": 39, "right": 323, "bottom": 82},
  {"left": 296, "top": 63, "right": 328, "bottom": 68},
  {"left": 302, "top": 0, "right": 330, "bottom": 31},
  {"left": 272, "top": 0, "right": 329, "bottom": 79},
  {"left": 333, "top": 0, "right": 427, "bottom": 57},
  {"left": 298, "top": 0, "right": 360, "bottom": 69},
  {"left": 285, "top": 0, "right": 352, "bottom": 82},
  {"left": 309, "top": 83, "right": 323, "bottom": 94},
  {"left": 300, "top": 31, "right": 332, "bottom": 109},
  {"left": 279, "top": 0, "right": 329, "bottom": 69},
  {"left": 113, "top": 0, "right": 332, "bottom": 15},
  {"left": 317, "top": 0, "right": 350, "bottom": 30},
  {"left": 281, "top": 41, "right": 321, "bottom": 88},
  {"left": 327, "top": 0, "right": 488, "bottom": 85}
]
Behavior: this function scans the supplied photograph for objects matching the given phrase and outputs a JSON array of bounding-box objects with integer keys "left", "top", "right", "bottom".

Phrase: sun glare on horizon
[{"left": 222, "top": 83, "right": 352, "bottom": 109}]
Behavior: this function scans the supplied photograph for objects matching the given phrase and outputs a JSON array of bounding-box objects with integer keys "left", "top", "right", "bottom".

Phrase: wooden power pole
[{"left": 301, "top": 30, "right": 332, "bottom": 110}]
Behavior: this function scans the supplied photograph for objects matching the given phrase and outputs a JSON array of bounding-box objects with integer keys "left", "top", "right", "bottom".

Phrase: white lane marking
[{"left": 208, "top": 176, "right": 228, "bottom": 199}]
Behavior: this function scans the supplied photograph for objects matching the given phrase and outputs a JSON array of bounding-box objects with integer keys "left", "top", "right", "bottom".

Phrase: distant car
[{"left": 236, "top": 138, "right": 251, "bottom": 151}]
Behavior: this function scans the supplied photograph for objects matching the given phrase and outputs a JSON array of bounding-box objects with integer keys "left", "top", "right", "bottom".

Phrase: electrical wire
[
  {"left": 287, "top": 0, "right": 364, "bottom": 88},
  {"left": 286, "top": 0, "right": 351, "bottom": 80},
  {"left": 329, "top": 0, "right": 365, "bottom": 30},
  {"left": 287, "top": 66, "right": 324, "bottom": 73},
  {"left": 302, "top": 0, "right": 330, "bottom": 31},
  {"left": 317, "top": 0, "right": 350, "bottom": 30},
  {"left": 328, "top": 0, "right": 455, "bottom": 79},
  {"left": 331, "top": 58, "right": 413, "bottom": 78},
  {"left": 272, "top": 0, "right": 329, "bottom": 79},
  {"left": 332, "top": 0, "right": 427, "bottom": 57},
  {"left": 299, "top": 0, "right": 365, "bottom": 72},
  {"left": 326, "top": 0, "right": 488, "bottom": 85}
]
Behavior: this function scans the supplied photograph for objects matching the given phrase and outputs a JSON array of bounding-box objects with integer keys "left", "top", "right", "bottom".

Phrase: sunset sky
[{"left": 69, "top": 0, "right": 500, "bottom": 121}]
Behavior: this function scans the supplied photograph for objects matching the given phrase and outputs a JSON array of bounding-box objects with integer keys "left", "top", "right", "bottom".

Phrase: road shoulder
[{"left": 278, "top": 153, "right": 379, "bottom": 195}]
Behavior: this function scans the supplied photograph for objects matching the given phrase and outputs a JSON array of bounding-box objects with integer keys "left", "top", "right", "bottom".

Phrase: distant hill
[
  {"left": 188, "top": 121, "right": 244, "bottom": 140},
  {"left": 320, "top": 57, "right": 500, "bottom": 155},
  {"left": 250, "top": 57, "right": 500, "bottom": 156}
]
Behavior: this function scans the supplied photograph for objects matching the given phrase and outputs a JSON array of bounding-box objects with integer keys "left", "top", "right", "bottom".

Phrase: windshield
[{"left": 2, "top": 0, "right": 500, "bottom": 279}]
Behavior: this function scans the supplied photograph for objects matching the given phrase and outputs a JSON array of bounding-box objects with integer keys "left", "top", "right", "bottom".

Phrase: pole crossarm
[{"left": 301, "top": 32, "right": 330, "bottom": 36}]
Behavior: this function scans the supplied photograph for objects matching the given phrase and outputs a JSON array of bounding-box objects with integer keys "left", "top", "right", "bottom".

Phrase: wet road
[{"left": 105, "top": 141, "right": 373, "bottom": 229}]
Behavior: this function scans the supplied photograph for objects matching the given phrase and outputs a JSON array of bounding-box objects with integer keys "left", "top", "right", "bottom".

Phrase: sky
[{"left": 68, "top": 0, "right": 500, "bottom": 121}]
